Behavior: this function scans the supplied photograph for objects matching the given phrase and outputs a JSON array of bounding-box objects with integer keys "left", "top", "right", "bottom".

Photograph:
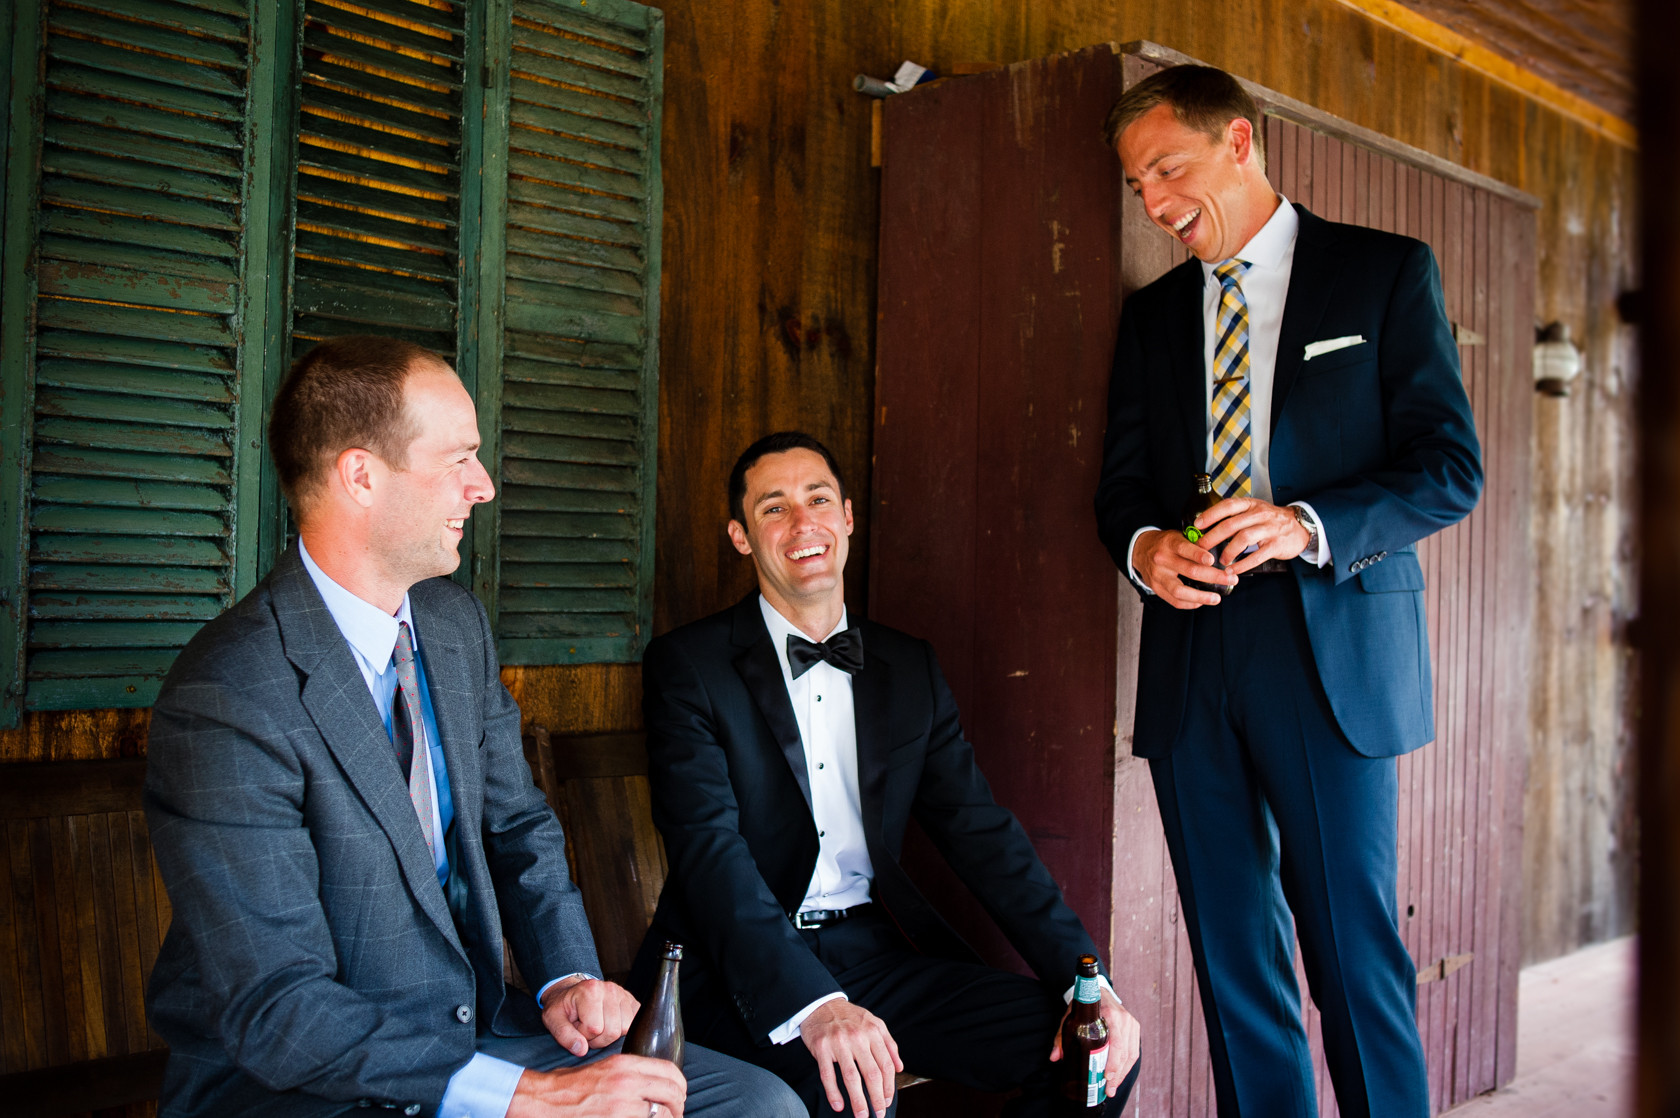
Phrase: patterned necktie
[
  {"left": 1210, "top": 259, "right": 1255, "bottom": 499},
  {"left": 391, "top": 621, "right": 436, "bottom": 866}
]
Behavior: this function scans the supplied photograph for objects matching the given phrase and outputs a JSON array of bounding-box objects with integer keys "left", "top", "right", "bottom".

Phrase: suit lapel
[
  {"left": 1167, "top": 260, "right": 1209, "bottom": 462},
  {"left": 850, "top": 628, "right": 893, "bottom": 843},
  {"left": 410, "top": 584, "right": 497, "bottom": 954},
  {"left": 273, "top": 550, "right": 467, "bottom": 961},
  {"left": 1271, "top": 204, "right": 1343, "bottom": 432},
  {"left": 730, "top": 595, "right": 813, "bottom": 813},
  {"left": 409, "top": 594, "right": 477, "bottom": 840}
]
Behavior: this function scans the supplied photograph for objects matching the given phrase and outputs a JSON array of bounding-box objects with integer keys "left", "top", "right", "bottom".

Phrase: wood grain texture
[
  {"left": 634, "top": 0, "right": 1633, "bottom": 977},
  {"left": 0, "top": 809, "right": 168, "bottom": 1077},
  {"left": 1395, "top": 0, "right": 1629, "bottom": 120},
  {"left": 875, "top": 47, "right": 1534, "bottom": 1118},
  {"left": 1637, "top": 4, "right": 1680, "bottom": 1113}
]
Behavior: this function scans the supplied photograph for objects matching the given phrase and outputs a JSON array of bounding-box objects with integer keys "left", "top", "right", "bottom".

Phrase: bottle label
[
  {"left": 1074, "top": 974, "right": 1102, "bottom": 1003},
  {"left": 1086, "top": 1043, "right": 1109, "bottom": 1107}
]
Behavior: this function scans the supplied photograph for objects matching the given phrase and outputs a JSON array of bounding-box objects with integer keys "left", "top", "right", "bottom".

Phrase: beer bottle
[
  {"left": 625, "top": 941, "right": 685, "bottom": 1070},
  {"left": 1180, "top": 472, "right": 1230, "bottom": 597},
  {"left": 1063, "top": 954, "right": 1109, "bottom": 1110}
]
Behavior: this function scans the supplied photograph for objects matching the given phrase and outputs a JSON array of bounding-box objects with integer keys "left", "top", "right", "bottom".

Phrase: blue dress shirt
[{"left": 297, "top": 541, "right": 525, "bottom": 1118}]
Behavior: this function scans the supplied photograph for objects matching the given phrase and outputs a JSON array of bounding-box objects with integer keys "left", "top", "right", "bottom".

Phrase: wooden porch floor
[{"left": 1446, "top": 935, "right": 1633, "bottom": 1116}]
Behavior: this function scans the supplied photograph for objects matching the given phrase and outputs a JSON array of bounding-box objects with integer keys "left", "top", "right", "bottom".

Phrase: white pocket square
[{"left": 1303, "top": 335, "right": 1366, "bottom": 361}]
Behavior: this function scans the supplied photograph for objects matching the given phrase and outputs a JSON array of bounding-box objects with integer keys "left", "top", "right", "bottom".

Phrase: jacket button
[{"left": 455, "top": 1004, "right": 472, "bottom": 1024}]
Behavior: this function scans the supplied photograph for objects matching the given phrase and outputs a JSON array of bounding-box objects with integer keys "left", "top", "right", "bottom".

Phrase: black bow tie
[{"left": 786, "top": 629, "right": 864, "bottom": 679}]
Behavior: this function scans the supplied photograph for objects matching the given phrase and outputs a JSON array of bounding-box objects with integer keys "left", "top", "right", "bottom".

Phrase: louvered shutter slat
[
  {"left": 485, "top": 0, "right": 661, "bottom": 663},
  {"left": 290, "top": 0, "right": 467, "bottom": 361},
  {"left": 0, "top": 0, "right": 269, "bottom": 715}
]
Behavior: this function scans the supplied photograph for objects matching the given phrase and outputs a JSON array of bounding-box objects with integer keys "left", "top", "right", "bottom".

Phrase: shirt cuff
[
  {"left": 1288, "top": 502, "right": 1331, "bottom": 567},
  {"left": 1126, "top": 526, "right": 1160, "bottom": 595},
  {"left": 535, "top": 972, "right": 597, "bottom": 1008},
  {"left": 1061, "top": 974, "right": 1120, "bottom": 1006},
  {"left": 769, "top": 992, "right": 849, "bottom": 1045},
  {"left": 440, "top": 1053, "right": 526, "bottom": 1118}
]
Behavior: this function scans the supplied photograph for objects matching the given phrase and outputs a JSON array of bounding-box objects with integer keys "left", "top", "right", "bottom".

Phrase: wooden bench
[{"left": 1, "top": 735, "right": 936, "bottom": 1117}]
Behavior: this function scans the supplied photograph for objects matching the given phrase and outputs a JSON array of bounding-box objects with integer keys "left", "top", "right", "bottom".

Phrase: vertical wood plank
[
  {"left": 126, "top": 811, "right": 165, "bottom": 1051},
  {"left": 0, "top": 823, "right": 24, "bottom": 1074}
]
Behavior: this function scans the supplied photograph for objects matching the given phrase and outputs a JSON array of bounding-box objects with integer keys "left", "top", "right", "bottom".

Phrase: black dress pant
[
  {"left": 683, "top": 907, "right": 1139, "bottom": 1117},
  {"left": 1152, "top": 573, "right": 1428, "bottom": 1118}
]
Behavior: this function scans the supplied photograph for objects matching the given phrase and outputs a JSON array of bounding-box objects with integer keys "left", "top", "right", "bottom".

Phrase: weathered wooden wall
[{"left": 0, "top": 4, "right": 1636, "bottom": 1108}]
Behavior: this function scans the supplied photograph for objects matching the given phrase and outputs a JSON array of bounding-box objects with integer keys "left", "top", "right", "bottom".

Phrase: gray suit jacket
[{"left": 144, "top": 546, "right": 597, "bottom": 1117}]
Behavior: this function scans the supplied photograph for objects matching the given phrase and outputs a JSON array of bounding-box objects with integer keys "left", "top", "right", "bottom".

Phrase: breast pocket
[{"left": 1299, "top": 343, "right": 1374, "bottom": 379}]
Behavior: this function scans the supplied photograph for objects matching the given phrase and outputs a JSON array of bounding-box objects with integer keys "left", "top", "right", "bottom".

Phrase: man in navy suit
[{"left": 1094, "top": 66, "right": 1482, "bottom": 1118}]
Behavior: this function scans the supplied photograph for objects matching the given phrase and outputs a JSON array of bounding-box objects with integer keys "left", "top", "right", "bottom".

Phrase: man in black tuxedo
[
  {"left": 633, "top": 432, "right": 1141, "bottom": 1117},
  {"left": 1095, "top": 67, "right": 1482, "bottom": 1118}
]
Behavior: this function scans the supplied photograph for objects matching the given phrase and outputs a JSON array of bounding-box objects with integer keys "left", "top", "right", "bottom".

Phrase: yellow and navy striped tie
[{"left": 1210, "top": 259, "right": 1254, "bottom": 499}]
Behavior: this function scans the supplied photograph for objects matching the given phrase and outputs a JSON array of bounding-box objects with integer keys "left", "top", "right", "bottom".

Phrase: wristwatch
[{"left": 1291, "top": 505, "right": 1319, "bottom": 556}]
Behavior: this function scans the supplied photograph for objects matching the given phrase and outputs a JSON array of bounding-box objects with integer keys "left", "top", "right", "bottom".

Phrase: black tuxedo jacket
[
  {"left": 1094, "top": 204, "right": 1483, "bottom": 758},
  {"left": 634, "top": 595, "right": 1103, "bottom": 1045}
]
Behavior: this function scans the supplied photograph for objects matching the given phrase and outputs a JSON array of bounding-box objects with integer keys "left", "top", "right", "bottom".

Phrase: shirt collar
[
  {"left": 298, "top": 537, "right": 415, "bottom": 670},
  {"left": 758, "top": 593, "right": 848, "bottom": 658},
  {"left": 1202, "top": 195, "right": 1298, "bottom": 281}
]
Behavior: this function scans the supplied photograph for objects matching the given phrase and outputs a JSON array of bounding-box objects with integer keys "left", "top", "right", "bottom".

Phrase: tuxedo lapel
[
  {"left": 730, "top": 596, "right": 813, "bottom": 813},
  {"left": 273, "top": 551, "right": 467, "bottom": 962},
  {"left": 1167, "top": 260, "right": 1209, "bottom": 462},
  {"left": 1272, "top": 204, "right": 1343, "bottom": 431}
]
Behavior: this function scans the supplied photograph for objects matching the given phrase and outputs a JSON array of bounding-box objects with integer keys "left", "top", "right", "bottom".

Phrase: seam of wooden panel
[
  {"left": 452, "top": 0, "right": 490, "bottom": 599},
  {"left": 0, "top": 0, "right": 46, "bottom": 729},
  {"left": 633, "top": 8, "right": 663, "bottom": 664},
  {"left": 1119, "top": 41, "right": 1543, "bottom": 210},
  {"left": 1322, "top": 0, "right": 1635, "bottom": 149},
  {"left": 237, "top": 0, "right": 291, "bottom": 598},
  {"left": 254, "top": 0, "right": 302, "bottom": 583},
  {"left": 470, "top": 0, "right": 509, "bottom": 624}
]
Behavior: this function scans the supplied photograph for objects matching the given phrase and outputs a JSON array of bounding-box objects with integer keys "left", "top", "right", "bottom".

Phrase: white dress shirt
[
  {"left": 1126, "top": 197, "right": 1332, "bottom": 591},
  {"left": 754, "top": 596, "right": 1117, "bottom": 1042},
  {"left": 297, "top": 540, "right": 526, "bottom": 1118},
  {"left": 758, "top": 596, "right": 876, "bottom": 1043}
]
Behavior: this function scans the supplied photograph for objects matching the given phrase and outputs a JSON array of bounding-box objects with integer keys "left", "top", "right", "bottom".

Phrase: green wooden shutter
[
  {"left": 0, "top": 0, "right": 287, "bottom": 723},
  {"left": 474, "top": 0, "right": 662, "bottom": 664},
  {"left": 287, "top": 0, "right": 472, "bottom": 363}
]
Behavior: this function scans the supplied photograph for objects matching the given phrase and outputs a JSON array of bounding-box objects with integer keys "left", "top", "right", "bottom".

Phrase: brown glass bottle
[
  {"left": 1180, "top": 473, "right": 1231, "bottom": 597},
  {"left": 625, "top": 941, "right": 685, "bottom": 1070},
  {"left": 1061, "top": 954, "right": 1110, "bottom": 1110}
]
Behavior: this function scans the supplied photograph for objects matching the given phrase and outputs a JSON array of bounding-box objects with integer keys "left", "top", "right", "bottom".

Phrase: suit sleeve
[
  {"left": 1094, "top": 289, "right": 1175, "bottom": 595},
  {"left": 642, "top": 636, "right": 842, "bottom": 1043},
  {"left": 1299, "top": 240, "right": 1484, "bottom": 582},
  {"left": 145, "top": 654, "right": 467, "bottom": 1107},
  {"left": 471, "top": 596, "right": 601, "bottom": 991},
  {"left": 908, "top": 643, "right": 1107, "bottom": 991}
]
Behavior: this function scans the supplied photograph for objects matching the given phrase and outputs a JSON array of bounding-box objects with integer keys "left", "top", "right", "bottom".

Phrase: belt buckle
[{"left": 793, "top": 908, "right": 843, "bottom": 929}]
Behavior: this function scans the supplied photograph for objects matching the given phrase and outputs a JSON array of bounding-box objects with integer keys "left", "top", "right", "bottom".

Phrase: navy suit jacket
[
  {"left": 1094, "top": 204, "right": 1483, "bottom": 759},
  {"left": 144, "top": 547, "right": 597, "bottom": 1117}
]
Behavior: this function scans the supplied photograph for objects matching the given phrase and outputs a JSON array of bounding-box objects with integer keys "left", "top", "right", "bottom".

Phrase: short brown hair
[
  {"left": 268, "top": 335, "right": 451, "bottom": 513},
  {"left": 1102, "top": 64, "right": 1264, "bottom": 170}
]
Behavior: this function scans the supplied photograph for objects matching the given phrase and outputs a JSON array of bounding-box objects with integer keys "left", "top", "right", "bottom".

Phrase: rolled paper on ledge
[{"left": 854, "top": 74, "right": 897, "bottom": 98}]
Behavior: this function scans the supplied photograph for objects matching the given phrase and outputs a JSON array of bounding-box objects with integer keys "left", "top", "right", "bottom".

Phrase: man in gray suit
[{"left": 144, "top": 336, "right": 802, "bottom": 1118}]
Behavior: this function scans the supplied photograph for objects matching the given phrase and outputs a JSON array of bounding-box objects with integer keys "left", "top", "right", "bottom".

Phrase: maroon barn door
[{"left": 872, "top": 42, "right": 1534, "bottom": 1116}]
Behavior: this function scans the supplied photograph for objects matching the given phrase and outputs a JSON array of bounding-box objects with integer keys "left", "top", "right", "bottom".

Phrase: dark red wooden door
[{"left": 872, "top": 42, "right": 1533, "bottom": 1117}]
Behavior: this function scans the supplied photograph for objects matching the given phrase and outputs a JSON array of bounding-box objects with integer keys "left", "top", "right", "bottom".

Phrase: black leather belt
[
  {"left": 1250, "top": 558, "right": 1291, "bottom": 575},
  {"left": 792, "top": 903, "right": 871, "bottom": 929}
]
